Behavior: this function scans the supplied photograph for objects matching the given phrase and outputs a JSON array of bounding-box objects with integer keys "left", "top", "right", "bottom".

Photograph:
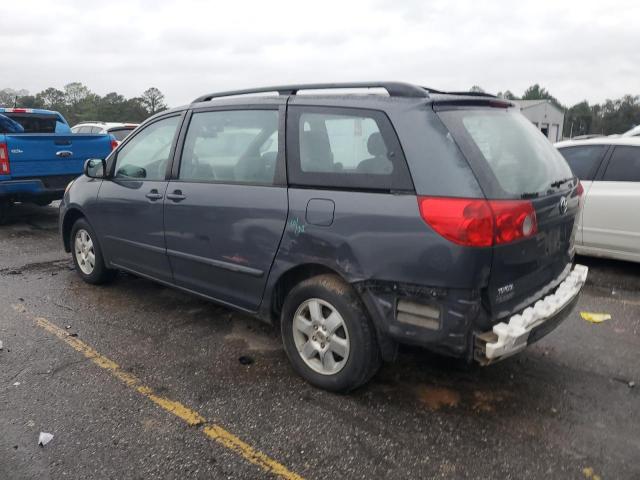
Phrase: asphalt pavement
[{"left": 0, "top": 202, "right": 638, "bottom": 480}]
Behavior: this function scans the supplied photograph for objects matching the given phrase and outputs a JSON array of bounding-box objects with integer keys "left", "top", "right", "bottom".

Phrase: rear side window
[
  {"left": 602, "top": 146, "right": 640, "bottom": 182},
  {"left": 179, "top": 109, "right": 279, "bottom": 185},
  {"left": 4, "top": 114, "right": 58, "bottom": 133},
  {"left": 558, "top": 145, "right": 607, "bottom": 180},
  {"left": 109, "top": 128, "right": 134, "bottom": 141},
  {"left": 287, "top": 106, "right": 413, "bottom": 191},
  {"left": 438, "top": 108, "right": 573, "bottom": 198}
]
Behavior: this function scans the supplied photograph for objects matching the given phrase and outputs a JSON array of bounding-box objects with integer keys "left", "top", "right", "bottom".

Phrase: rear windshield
[
  {"left": 438, "top": 108, "right": 573, "bottom": 198},
  {"left": 3, "top": 113, "right": 58, "bottom": 133},
  {"left": 108, "top": 127, "right": 135, "bottom": 141}
]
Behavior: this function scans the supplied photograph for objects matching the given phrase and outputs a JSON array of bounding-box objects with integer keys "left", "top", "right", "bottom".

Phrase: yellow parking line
[{"left": 13, "top": 305, "right": 304, "bottom": 480}]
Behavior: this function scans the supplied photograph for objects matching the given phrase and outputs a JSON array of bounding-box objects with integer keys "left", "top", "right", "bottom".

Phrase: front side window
[
  {"left": 114, "top": 115, "right": 180, "bottom": 180},
  {"left": 179, "top": 110, "right": 279, "bottom": 185},
  {"left": 288, "top": 107, "right": 412, "bottom": 191},
  {"left": 602, "top": 146, "right": 640, "bottom": 182},
  {"left": 558, "top": 145, "right": 607, "bottom": 180}
]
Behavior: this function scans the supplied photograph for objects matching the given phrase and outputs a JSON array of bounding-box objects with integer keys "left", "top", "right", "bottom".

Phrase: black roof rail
[{"left": 192, "top": 82, "right": 429, "bottom": 103}]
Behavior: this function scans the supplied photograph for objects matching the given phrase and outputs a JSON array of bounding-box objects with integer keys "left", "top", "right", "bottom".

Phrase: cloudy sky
[{"left": 2, "top": 0, "right": 638, "bottom": 107}]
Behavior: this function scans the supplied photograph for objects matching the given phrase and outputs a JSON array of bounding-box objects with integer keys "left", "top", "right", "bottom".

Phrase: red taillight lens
[
  {"left": 418, "top": 197, "right": 538, "bottom": 247},
  {"left": 490, "top": 200, "right": 537, "bottom": 244},
  {"left": 0, "top": 143, "right": 10, "bottom": 175},
  {"left": 418, "top": 197, "right": 494, "bottom": 247},
  {"left": 110, "top": 139, "right": 119, "bottom": 150},
  {"left": 576, "top": 181, "right": 584, "bottom": 196}
]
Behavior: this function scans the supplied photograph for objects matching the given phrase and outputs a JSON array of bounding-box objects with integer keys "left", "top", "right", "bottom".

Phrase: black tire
[
  {"left": 0, "top": 200, "right": 10, "bottom": 225},
  {"left": 70, "top": 218, "right": 116, "bottom": 284},
  {"left": 281, "top": 274, "right": 382, "bottom": 392}
]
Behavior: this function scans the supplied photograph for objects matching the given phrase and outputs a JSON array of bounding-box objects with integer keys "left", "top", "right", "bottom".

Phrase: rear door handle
[
  {"left": 145, "top": 189, "right": 163, "bottom": 201},
  {"left": 166, "top": 190, "right": 186, "bottom": 201}
]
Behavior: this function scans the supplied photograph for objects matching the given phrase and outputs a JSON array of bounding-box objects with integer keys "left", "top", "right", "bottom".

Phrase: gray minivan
[{"left": 59, "top": 82, "right": 588, "bottom": 392}]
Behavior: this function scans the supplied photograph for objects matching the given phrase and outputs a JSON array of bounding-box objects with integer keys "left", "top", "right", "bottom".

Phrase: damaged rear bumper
[{"left": 475, "top": 264, "right": 588, "bottom": 364}]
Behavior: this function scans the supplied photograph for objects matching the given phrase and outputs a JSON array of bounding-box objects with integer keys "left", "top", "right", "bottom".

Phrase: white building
[{"left": 512, "top": 99, "right": 564, "bottom": 142}]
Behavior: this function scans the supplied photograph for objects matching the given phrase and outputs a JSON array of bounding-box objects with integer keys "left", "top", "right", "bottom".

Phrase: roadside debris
[
  {"left": 13, "top": 382, "right": 20, "bottom": 386},
  {"left": 580, "top": 312, "right": 611, "bottom": 323},
  {"left": 38, "top": 432, "right": 54, "bottom": 447},
  {"left": 0, "top": 340, "right": 3, "bottom": 350},
  {"left": 238, "top": 355, "right": 254, "bottom": 365}
]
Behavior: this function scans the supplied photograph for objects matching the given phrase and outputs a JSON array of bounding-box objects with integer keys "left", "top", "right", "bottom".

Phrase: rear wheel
[
  {"left": 281, "top": 274, "right": 381, "bottom": 392},
  {"left": 0, "top": 200, "right": 11, "bottom": 225},
  {"left": 70, "top": 218, "right": 116, "bottom": 284}
]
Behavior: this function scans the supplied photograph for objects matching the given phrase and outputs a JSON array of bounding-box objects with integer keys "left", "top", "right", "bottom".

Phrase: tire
[
  {"left": 70, "top": 218, "right": 116, "bottom": 284},
  {"left": 0, "top": 200, "right": 10, "bottom": 225},
  {"left": 281, "top": 274, "right": 382, "bottom": 392}
]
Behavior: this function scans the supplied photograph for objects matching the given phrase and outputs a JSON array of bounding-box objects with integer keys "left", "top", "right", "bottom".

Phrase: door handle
[
  {"left": 166, "top": 190, "right": 186, "bottom": 201},
  {"left": 145, "top": 189, "right": 163, "bottom": 201}
]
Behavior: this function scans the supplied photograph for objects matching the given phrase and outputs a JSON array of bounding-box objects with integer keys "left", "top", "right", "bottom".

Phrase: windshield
[{"left": 438, "top": 108, "right": 573, "bottom": 197}]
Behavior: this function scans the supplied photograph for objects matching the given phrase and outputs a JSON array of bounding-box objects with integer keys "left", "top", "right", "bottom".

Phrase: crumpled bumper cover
[{"left": 476, "top": 264, "right": 588, "bottom": 363}]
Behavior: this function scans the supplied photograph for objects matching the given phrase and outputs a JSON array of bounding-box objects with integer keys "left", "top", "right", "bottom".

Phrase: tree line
[
  {"left": 2, "top": 81, "right": 638, "bottom": 138},
  {"left": 0, "top": 83, "right": 167, "bottom": 126},
  {"left": 471, "top": 84, "right": 639, "bottom": 137}
]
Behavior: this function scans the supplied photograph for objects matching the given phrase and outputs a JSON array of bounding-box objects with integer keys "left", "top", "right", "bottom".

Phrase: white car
[
  {"left": 622, "top": 125, "right": 640, "bottom": 137},
  {"left": 555, "top": 137, "right": 640, "bottom": 263},
  {"left": 71, "top": 121, "right": 139, "bottom": 145}
]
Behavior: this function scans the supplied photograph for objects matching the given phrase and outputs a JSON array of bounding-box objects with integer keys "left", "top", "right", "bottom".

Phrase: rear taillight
[
  {"left": 111, "top": 139, "right": 119, "bottom": 150},
  {"left": 0, "top": 143, "right": 10, "bottom": 175},
  {"left": 576, "top": 181, "right": 584, "bottom": 196},
  {"left": 418, "top": 196, "right": 538, "bottom": 247}
]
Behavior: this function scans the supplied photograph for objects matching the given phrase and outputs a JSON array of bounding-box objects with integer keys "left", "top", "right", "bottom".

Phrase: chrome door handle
[
  {"left": 166, "top": 190, "right": 186, "bottom": 201},
  {"left": 145, "top": 190, "right": 163, "bottom": 201}
]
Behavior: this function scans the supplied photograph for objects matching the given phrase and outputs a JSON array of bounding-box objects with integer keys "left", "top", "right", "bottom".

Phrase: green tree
[
  {"left": 469, "top": 85, "right": 485, "bottom": 93},
  {"left": 521, "top": 84, "right": 563, "bottom": 110},
  {"left": 140, "top": 87, "right": 167, "bottom": 115},
  {"left": 36, "top": 87, "right": 66, "bottom": 110}
]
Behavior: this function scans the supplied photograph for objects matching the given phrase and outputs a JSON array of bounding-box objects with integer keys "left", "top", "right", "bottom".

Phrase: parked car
[
  {"left": 0, "top": 107, "right": 116, "bottom": 223},
  {"left": 59, "top": 82, "right": 587, "bottom": 392},
  {"left": 621, "top": 125, "right": 640, "bottom": 137},
  {"left": 71, "top": 121, "right": 138, "bottom": 145},
  {"left": 556, "top": 137, "right": 640, "bottom": 263}
]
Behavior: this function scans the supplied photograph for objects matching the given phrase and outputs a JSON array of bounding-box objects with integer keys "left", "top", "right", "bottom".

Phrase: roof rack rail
[{"left": 192, "top": 82, "right": 429, "bottom": 103}]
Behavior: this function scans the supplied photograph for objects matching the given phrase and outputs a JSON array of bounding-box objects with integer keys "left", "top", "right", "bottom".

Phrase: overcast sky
[{"left": 2, "top": 0, "right": 638, "bottom": 107}]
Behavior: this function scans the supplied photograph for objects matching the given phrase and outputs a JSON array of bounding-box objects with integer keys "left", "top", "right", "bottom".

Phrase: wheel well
[
  {"left": 270, "top": 264, "right": 345, "bottom": 322},
  {"left": 62, "top": 209, "right": 85, "bottom": 252}
]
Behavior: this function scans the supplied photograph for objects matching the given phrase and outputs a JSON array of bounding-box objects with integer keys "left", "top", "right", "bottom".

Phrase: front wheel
[
  {"left": 70, "top": 218, "right": 116, "bottom": 284},
  {"left": 281, "top": 274, "right": 381, "bottom": 392}
]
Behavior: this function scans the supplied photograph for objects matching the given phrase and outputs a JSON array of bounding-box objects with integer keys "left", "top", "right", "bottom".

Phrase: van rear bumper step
[{"left": 475, "top": 264, "right": 588, "bottom": 364}]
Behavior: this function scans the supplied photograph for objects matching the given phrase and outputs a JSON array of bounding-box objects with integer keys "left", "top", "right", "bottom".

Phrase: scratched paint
[{"left": 13, "top": 305, "right": 305, "bottom": 480}]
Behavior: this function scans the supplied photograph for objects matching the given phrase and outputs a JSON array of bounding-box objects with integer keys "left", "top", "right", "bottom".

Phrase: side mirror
[{"left": 84, "top": 158, "right": 106, "bottom": 179}]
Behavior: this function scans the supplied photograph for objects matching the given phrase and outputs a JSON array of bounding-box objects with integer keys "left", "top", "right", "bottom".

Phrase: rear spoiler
[{"left": 431, "top": 98, "right": 515, "bottom": 111}]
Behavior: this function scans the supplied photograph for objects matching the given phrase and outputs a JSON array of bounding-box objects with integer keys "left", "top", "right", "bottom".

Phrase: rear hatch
[
  {"left": 4, "top": 134, "right": 112, "bottom": 178},
  {"left": 1, "top": 111, "right": 112, "bottom": 179},
  {"left": 436, "top": 103, "right": 581, "bottom": 320}
]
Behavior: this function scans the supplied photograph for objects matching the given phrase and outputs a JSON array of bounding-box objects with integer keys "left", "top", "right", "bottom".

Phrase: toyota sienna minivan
[{"left": 59, "top": 82, "right": 588, "bottom": 392}]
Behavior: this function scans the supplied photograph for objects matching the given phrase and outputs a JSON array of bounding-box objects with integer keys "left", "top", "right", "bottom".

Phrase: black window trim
[
  {"left": 597, "top": 145, "right": 640, "bottom": 182},
  {"left": 557, "top": 144, "right": 610, "bottom": 181},
  {"left": 170, "top": 104, "right": 287, "bottom": 188},
  {"left": 107, "top": 110, "right": 186, "bottom": 180},
  {"left": 286, "top": 105, "right": 414, "bottom": 193}
]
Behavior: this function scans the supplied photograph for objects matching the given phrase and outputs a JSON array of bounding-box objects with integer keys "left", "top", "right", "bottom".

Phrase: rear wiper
[
  {"left": 520, "top": 192, "right": 540, "bottom": 199},
  {"left": 550, "top": 177, "right": 574, "bottom": 189}
]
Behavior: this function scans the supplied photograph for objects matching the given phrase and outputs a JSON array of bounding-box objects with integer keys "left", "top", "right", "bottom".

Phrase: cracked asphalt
[{"left": 0, "top": 202, "right": 638, "bottom": 480}]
